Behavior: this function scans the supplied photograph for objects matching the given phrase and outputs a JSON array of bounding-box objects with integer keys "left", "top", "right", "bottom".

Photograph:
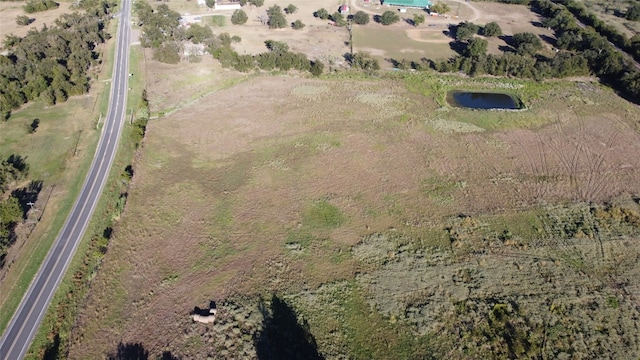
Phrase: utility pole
[{"left": 347, "top": 19, "right": 353, "bottom": 56}]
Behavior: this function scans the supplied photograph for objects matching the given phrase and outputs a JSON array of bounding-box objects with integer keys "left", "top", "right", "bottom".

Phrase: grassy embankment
[{"left": 22, "top": 40, "right": 148, "bottom": 359}]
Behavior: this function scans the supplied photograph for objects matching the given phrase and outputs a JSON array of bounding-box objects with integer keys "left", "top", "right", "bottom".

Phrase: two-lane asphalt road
[{"left": 0, "top": 0, "right": 131, "bottom": 358}]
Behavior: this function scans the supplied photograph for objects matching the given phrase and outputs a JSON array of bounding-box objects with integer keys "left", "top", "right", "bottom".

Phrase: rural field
[
  {"left": 0, "top": 0, "right": 75, "bottom": 38},
  {"left": 4, "top": 0, "right": 640, "bottom": 358},
  {"left": 68, "top": 45, "right": 640, "bottom": 359}
]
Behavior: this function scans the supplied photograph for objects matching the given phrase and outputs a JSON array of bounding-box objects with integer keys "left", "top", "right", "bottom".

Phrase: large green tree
[
  {"left": 430, "top": 1, "right": 450, "bottom": 14},
  {"left": 231, "top": 9, "right": 248, "bottom": 25},
  {"left": 379, "top": 10, "right": 399, "bottom": 25},
  {"left": 455, "top": 21, "right": 479, "bottom": 41},
  {"left": 353, "top": 10, "right": 369, "bottom": 25},
  {"left": 465, "top": 37, "right": 488, "bottom": 57},
  {"left": 626, "top": 4, "right": 640, "bottom": 21},
  {"left": 512, "top": 32, "right": 543, "bottom": 55},
  {"left": 267, "top": 5, "right": 287, "bottom": 29},
  {"left": 482, "top": 22, "right": 502, "bottom": 37}
]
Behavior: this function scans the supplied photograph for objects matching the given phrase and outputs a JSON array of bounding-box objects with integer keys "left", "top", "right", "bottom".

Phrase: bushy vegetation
[
  {"left": 284, "top": 4, "right": 297, "bottom": 14},
  {"left": 16, "top": 15, "right": 33, "bottom": 26},
  {"left": 378, "top": 10, "right": 400, "bottom": 25},
  {"left": 239, "top": 0, "right": 264, "bottom": 6},
  {"left": 292, "top": 20, "right": 305, "bottom": 29},
  {"left": 313, "top": 8, "right": 330, "bottom": 20},
  {"left": 429, "top": 1, "right": 450, "bottom": 14},
  {"left": 415, "top": 4, "right": 640, "bottom": 103},
  {"left": 0, "top": 155, "right": 32, "bottom": 266},
  {"left": 136, "top": 1, "right": 181, "bottom": 61},
  {"left": 627, "top": 4, "right": 640, "bottom": 21},
  {"left": 345, "top": 52, "right": 380, "bottom": 71},
  {"left": 531, "top": 0, "right": 640, "bottom": 102},
  {"left": 413, "top": 13, "right": 425, "bottom": 27},
  {"left": 331, "top": 12, "right": 347, "bottom": 27},
  {"left": 208, "top": 38, "right": 315, "bottom": 74},
  {"left": 231, "top": 9, "right": 248, "bottom": 25},
  {"left": 0, "top": 4, "right": 111, "bottom": 119},
  {"left": 482, "top": 21, "right": 502, "bottom": 37},
  {"left": 352, "top": 11, "right": 369, "bottom": 25},
  {"left": 23, "top": 0, "right": 59, "bottom": 13},
  {"left": 267, "top": 5, "right": 287, "bottom": 29}
]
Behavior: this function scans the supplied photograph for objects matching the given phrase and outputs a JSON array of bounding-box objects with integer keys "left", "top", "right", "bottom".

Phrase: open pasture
[
  {"left": 68, "top": 64, "right": 640, "bottom": 358},
  {"left": 0, "top": 1, "right": 75, "bottom": 38}
]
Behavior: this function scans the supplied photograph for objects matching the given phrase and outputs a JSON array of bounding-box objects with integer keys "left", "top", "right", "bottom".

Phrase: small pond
[{"left": 447, "top": 91, "right": 520, "bottom": 110}]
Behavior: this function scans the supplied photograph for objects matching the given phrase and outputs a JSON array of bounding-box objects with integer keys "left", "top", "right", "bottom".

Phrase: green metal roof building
[{"left": 382, "top": 0, "right": 432, "bottom": 8}]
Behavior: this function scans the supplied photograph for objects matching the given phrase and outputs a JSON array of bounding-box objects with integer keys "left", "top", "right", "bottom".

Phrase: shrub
[
  {"left": 292, "top": 20, "right": 305, "bottom": 29},
  {"left": 430, "top": 1, "right": 450, "bottom": 14},
  {"left": 314, "top": 8, "right": 329, "bottom": 20},
  {"left": 379, "top": 10, "right": 399, "bottom": 25},
  {"left": 352, "top": 11, "right": 369, "bottom": 25},
  {"left": 23, "top": 0, "right": 58, "bottom": 13},
  {"left": 267, "top": 5, "right": 287, "bottom": 28},
  {"left": 16, "top": 15, "right": 32, "bottom": 26},
  {"left": 482, "top": 21, "right": 502, "bottom": 37},
  {"left": 284, "top": 4, "right": 297, "bottom": 14},
  {"left": 310, "top": 60, "right": 324, "bottom": 76},
  {"left": 231, "top": 9, "right": 248, "bottom": 25},
  {"left": 331, "top": 12, "right": 347, "bottom": 26}
]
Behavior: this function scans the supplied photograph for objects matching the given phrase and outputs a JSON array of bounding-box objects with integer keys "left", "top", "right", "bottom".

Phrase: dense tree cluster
[
  {"left": 532, "top": 0, "right": 640, "bottom": 101},
  {"left": 0, "top": 6, "right": 110, "bottom": 119},
  {"left": 136, "top": 2, "right": 180, "bottom": 47},
  {"left": 345, "top": 52, "right": 380, "bottom": 71},
  {"left": 627, "top": 4, "right": 640, "bottom": 21},
  {"left": 424, "top": 2, "right": 640, "bottom": 103},
  {"left": 23, "top": 0, "right": 59, "bottom": 13},
  {"left": 0, "top": 155, "right": 31, "bottom": 266},
  {"left": 208, "top": 37, "right": 320, "bottom": 75},
  {"left": 543, "top": 0, "right": 640, "bottom": 63}
]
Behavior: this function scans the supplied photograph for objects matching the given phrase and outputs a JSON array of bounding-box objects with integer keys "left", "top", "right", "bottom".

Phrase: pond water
[{"left": 447, "top": 91, "right": 519, "bottom": 110}]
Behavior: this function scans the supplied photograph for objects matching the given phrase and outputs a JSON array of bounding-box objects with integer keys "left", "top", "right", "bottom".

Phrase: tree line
[
  {"left": 0, "top": 155, "right": 32, "bottom": 267},
  {"left": 0, "top": 0, "right": 112, "bottom": 119},
  {"left": 415, "top": 2, "right": 640, "bottom": 104},
  {"left": 546, "top": 0, "right": 640, "bottom": 63}
]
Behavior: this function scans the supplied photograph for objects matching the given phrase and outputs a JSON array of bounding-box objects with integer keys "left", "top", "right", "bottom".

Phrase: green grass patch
[
  {"left": 353, "top": 26, "right": 455, "bottom": 64},
  {"left": 304, "top": 199, "right": 347, "bottom": 229},
  {"left": 420, "top": 176, "right": 464, "bottom": 205},
  {"left": 206, "top": 15, "right": 226, "bottom": 27}
]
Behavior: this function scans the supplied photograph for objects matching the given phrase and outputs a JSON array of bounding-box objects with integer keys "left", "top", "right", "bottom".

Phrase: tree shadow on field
[
  {"left": 254, "top": 295, "right": 323, "bottom": 360},
  {"left": 108, "top": 342, "right": 181, "bottom": 360},
  {"left": 11, "top": 180, "right": 43, "bottom": 216},
  {"left": 42, "top": 333, "right": 60, "bottom": 360}
]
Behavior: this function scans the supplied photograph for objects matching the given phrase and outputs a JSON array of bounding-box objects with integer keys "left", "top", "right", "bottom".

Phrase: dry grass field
[
  {"left": 0, "top": 1, "right": 75, "bottom": 39},
  {"left": 23, "top": 0, "right": 635, "bottom": 358},
  {"left": 67, "top": 43, "right": 640, "bottom": 357}
]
